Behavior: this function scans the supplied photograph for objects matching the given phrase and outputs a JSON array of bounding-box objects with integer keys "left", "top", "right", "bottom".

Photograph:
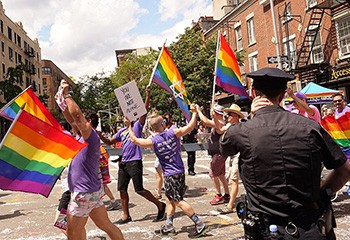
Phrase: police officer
[{"left": 220, "top": 67, "right": 350, "bottom": 239}]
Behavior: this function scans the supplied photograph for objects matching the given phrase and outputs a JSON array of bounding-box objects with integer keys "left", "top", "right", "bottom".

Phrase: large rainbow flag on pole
[
  {"left": 0, "top": 86, "right": 61, "bottom": 129},
  {"left": 215, "top": 34, "right": 249, "bottom": 98},
  {"left": 322, "top": 112, "right": 350, "bottom": 159},
  {"left": 0, "top": 110, "right": 87, "bottom": 197},
  {"left": 149, "top": 45, "right": 191, "bottom": 121}
]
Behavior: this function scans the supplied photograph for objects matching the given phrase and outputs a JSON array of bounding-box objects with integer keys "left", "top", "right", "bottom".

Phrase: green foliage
[{"left": 0, "top": 64, "right": 25, "bottom": 102}]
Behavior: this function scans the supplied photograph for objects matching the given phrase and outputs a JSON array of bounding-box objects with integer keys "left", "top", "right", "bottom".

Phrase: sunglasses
[{"left": 333, "top": 100, "right": 343, "bottom": 103}]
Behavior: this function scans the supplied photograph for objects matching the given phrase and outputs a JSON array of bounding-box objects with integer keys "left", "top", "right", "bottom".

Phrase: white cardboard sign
[{"left": 114, "top": 81, "right": 147, "bottom": 122}]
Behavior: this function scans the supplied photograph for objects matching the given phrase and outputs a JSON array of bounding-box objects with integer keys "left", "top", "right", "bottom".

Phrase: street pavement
[{"left": 1, "top": 151, "right": 350, "bottom": 240}]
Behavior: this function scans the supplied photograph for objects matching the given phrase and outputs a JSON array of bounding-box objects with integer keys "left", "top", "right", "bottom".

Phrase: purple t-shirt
[
  {"left": 68, "top": 130, "right": 101, "bottom": 193},
  {"left": 113, "top": 120, "right": 143, "bottom": 162},
  {"left": 335, "top": 106, "right": 350, "bottom": 119},
  {"left": 152, "top": 129, "right": 184, "bottom": 177}
]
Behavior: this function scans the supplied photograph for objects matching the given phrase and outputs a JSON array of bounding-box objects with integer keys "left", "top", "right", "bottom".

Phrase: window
[
  {"left": 17, "top": 35, "right": 21, "bottom": 47},
  {"left": 42, "top": 66, "right": 52, "bottom": 74},
  {"left": 8, "top": 47, "right": 13, "bottom": 61},
  {"left": 7, "top": 27, "right": 12, "bottom": 41},
  {"left": 337, "top": 16, "right": 350, "bottom": 57},
  {"left": 18, "top": 54, "right": 22, "bottom": 63},
  {"left": 42, "top": 78, "right": 47, "bottom": 86},
  {"left": 247, "top": 17, "right": 256, "bottom": 45},
  {"left": 1, "top": 41, "right": 4, "bottom": 55},
  {"left": 310, "top": 31, "right": 324, "bottom": 63},
  {"left": 248, "top": 51, "right": 258, "bottom": 72},
  {"left": 235, "top": 25, "right": 243, "bottom": 51},
  {"left": 283, "top": 35, "right": 297, "bottom": 69},
  {"left": 0, "top": 20, "right": 3, "bottom": 33},
  {"left": 2, "top": 63, "right": 5, "bottom": 77}
]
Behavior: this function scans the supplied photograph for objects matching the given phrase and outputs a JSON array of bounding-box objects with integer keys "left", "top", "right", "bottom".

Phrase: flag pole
[
  {"left": 212, "top": 31, "right": 221, "bottom": 108},
  {"left": 0, "top": 109, "right": 23, "bottom": 148},
  {"left": 148, "top": 41, "right": 166, "bottom": 87},
  {"left": 0, "top": 86, "right": 32, "bottom": 113}
]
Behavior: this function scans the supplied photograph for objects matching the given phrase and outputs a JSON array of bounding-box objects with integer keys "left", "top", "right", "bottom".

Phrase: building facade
[
  {"left": 41, "top": 60, "right": 75, "bottom": 115},
  {"left": 205, "top": 0, "right": 350, "bottom": 101},
  {"left": 0, "top": 1, "right": 42, "bottom": 101}
]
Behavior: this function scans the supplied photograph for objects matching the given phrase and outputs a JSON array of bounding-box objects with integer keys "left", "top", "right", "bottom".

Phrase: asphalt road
[{"left": 1, "top": 151, "right": 350, "bottom": 240}]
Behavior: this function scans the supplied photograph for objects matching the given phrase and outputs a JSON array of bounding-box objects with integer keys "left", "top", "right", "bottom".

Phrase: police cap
[{"left": 247, "top": 68, "right": 295, "bottom": 95}]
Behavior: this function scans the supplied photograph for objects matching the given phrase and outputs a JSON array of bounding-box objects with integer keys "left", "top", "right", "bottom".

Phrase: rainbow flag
[
  {"left": 151, "top": 46, "right": 191, "bottom": 121},
  {"left": 321, "top": 112, "right": 350, "bottom": 159},
  {"left": 0, "top": 87, "right": 61, "bottom": 129},
  {"left": 215, "top": 34, "right": 249, "bottom": 98},
  {"left": 0, "top": 111, "right": 87, "bottom": 197}
]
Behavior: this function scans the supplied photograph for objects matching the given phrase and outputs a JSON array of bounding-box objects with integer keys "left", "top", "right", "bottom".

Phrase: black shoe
[
  {"left": 155, "top": 202, "right": 166, "bottom": 221},
  {"left": 115, "top": 216, "right": 132, "bottom": 224},
  {"left": 188, "top": 171, "right": 196, "bottom": 176}
]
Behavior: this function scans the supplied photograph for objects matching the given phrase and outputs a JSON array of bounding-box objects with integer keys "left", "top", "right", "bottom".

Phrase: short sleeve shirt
[
  {"left": 68, "top": 130, "right": 101, "bottom": 193},
  {"left": 297, "top": 104, "right": 321, "bottom": 123},
  {"left": 335, "top": 105, "right": 350, "bottom": 119},
  {"left": 152, "top": 129, "right": 184, "bottom": 177},
  {"left": 220, "top": 105, "right": 346, "bottom": 218},
  {"left": 113, "top": 120, "right": 143, "bottom": 162}
]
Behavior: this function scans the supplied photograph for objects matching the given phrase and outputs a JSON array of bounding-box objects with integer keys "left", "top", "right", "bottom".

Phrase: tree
[{"left": 0, "top": 64, "right": 25, "bottom": 106}]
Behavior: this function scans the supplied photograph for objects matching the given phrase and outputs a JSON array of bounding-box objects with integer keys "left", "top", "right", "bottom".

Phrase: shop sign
[{"left": 331, "top": 65, "right": 350, "bottom": 81}]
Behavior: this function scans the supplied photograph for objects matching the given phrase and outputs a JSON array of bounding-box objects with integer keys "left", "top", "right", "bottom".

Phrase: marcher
[
  {"left": 196, "top": 104, "right": 230, "bottom": 205},
  {"left": 128, "top": 106, "right": 209, "bottom": 237},
  {"left": 220, "top": 67, "right": 350, "bottom": 239},
  {"left": 98, "top": 86, "right": 166, "bottom": 224},
  {"left": 183, "top": 127, "right": 198, "bottom": 176},
  {"left": 216, "top": 104, "right": 244, "bottom": 214},
  {"left": 86, "top": 112, "right": 120, "bottom": 211},
  {"left": 57, "top": 80, "right": 124, "bottom": 240},
  {"left": 332, "top": 93, "right": 350, "bottom": 119},
  {"left": 287, "top": 87, "right": 321, "bottom": 123}
]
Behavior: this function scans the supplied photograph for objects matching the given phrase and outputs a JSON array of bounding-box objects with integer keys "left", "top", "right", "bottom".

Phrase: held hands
[{"left": 190, "top": 103, "right": 197, "bottom": 113}]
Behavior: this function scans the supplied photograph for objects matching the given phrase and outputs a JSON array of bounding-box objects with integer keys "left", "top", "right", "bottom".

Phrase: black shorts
[
  {"left": 164, "top": 173, "right": 186, "bottom": 202},
  {"left": 118, "top": 160, "right": 144, "bottom": 192},
  {"left": 58, "top": 190, "right": 71, "bottom": 211}
]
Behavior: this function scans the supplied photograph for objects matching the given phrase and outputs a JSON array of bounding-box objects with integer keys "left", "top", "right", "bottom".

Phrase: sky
[{"left": 1, "top": 0, "right": 212, "bottom": 80}]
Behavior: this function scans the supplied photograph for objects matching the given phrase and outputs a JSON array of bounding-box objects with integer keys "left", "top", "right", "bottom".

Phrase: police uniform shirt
[{"left": 220, "top": 105, "right": 346, "bottom": 218}]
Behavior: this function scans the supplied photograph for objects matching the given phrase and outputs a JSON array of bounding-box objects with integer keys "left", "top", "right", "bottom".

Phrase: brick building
[
  {"left": 0, "top": 1, "right": 42, "bottom": 101},
  {"left": 201, "top": 0, "right": 350, "bottom": 102},
  {"left": 41, "top": 60, "right": 75, "bottom": 115}
]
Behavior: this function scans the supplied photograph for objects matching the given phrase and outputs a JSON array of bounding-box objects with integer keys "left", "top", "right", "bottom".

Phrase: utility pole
[{"left": 270, "top": 0, "right": 282, "bottom": 69}]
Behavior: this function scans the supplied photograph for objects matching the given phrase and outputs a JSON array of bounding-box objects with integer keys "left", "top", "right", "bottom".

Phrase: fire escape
[{"left": 292, "top": 0, "right": 349, "bottom": 84}]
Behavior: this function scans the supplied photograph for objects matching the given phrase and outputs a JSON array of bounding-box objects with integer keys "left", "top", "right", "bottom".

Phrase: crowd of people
[{"left": 54, "top": 66, "right": 350, "bottom": 239}]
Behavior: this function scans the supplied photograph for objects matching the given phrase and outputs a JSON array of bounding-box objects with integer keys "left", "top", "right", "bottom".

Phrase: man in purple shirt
[
  {"left": 58, "top": 80, "right": 124, "bottom": 240},
  {"left": 128, "top": 106, "right": 209, "bottom": 238},
  {"left": 98, "top": 86, "right": 166, "bottom": 224}
]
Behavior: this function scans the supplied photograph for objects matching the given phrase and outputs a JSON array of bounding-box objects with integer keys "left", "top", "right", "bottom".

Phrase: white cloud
[{"left": 1, "top": 0, "right": 212, "bottom": 79}]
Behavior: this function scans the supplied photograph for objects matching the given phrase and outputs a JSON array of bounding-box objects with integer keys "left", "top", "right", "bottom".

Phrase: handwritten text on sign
[{"left": 114, "top": 81, "right": 147, "bottom": 122}]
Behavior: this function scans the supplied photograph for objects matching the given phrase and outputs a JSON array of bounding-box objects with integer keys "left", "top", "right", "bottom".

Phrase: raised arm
[
  {"left": 287, "top": 87, "right": 315, "bottom": 116},
  {"left": 59, "top": 80, "right": 91, "bottom": 140},
  {"left": 127, "top": 119, "right": 153, "bottom": 149},
  {"left": 97, "top": 131, "right": 118, "bottom": 145},
  {"left": 196, "top": 104, "right": 215, "bottom": 128},
  {"left": 174, "top": 105, "right": 198, "bottom": 138},
  {"left": 139, "top": 85, "right": 151, "bottom": 126}
]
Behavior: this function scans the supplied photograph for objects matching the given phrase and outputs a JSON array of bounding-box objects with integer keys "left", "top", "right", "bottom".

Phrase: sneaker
[
  {"left": 210, "top": 195, "right": 224, "bottom": 205},
  {"left": 194, "top": 224, "right": 209, "bottom": 238},
  {"left": 223, "top": 194, "right": 230, "bottom": 203},
  {"left": 155, "top": 225, "right": 176, "bottom": 236},
  {"left": 217, "top": 205, "right": 234, "bottom": 214},
  {"left": 188, "top": 171, "right": 196, "bottom": 176},
  {"left": 106, "top": 200, "right": 120, "bottom": 211}
]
